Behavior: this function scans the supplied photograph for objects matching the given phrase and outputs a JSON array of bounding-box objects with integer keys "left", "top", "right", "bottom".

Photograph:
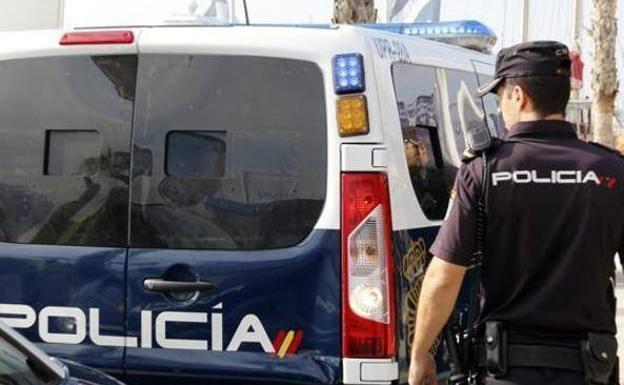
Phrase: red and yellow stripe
[{"left": 272, "top": 330, "right": 304, "bottom": 358}]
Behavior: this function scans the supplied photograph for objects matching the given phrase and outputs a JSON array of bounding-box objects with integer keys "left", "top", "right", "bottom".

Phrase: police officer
[{"left": 408, "top": 41, "right": 624, "bottom": 385}]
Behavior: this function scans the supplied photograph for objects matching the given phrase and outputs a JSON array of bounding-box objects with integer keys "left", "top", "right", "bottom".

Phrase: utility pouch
[
  {"left": 485, "top": 321, "right": 507, "bottom": 377},
  {"left": 579, "top": 332, "right": 618, "bottom": 384}
]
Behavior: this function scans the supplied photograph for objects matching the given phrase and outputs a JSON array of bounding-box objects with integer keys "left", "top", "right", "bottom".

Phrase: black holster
[
  {"left": 484, "top": 321, "right": 507, "bottom": 377},
  {"left": 579, "top": 332, "right": 618, "bottom": 385}
]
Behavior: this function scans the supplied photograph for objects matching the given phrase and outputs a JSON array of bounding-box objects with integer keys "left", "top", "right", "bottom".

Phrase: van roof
[
  {"left": 74, "top": 22, "right": 495, "bottom": 57},
  {"left": 0, "top": 24, "right": 494, "bottom": 71}
]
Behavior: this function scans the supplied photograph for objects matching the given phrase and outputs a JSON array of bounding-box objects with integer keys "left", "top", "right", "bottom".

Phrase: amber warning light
[{"left": 60, "top": 31, "right": 134, "bottom": 45}]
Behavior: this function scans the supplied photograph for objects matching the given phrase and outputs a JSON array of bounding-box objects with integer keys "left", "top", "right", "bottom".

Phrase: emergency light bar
[
  {"left": 361, "top": 20, "right": 497, "bottom": 53},
  {"left": 333, "top": 53, "right": 365, "bottom": 94}
]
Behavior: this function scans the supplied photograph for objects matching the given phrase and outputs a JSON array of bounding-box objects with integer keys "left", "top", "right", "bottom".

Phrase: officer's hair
[{"left": 504, "top": 75, "right": 571, "bottom": 116}]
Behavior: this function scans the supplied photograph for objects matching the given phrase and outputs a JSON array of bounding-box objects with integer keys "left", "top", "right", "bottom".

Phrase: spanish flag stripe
[
  {"left": 272, "top": 330, "right": 287, "bottom": 354},
  {"left": 277, "top": 330, "right": 295, "bottom": 358},
  {"left": 286, "top": 330, "right": 304, "bottom": 355}
]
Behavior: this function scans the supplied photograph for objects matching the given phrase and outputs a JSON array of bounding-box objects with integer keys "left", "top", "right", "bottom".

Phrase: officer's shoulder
[
  {"left": 461, "top": 138, "right": 504, "bottom": 165},
  {"left": 587, "top": 141, "right": 624, "bottom": 162}
]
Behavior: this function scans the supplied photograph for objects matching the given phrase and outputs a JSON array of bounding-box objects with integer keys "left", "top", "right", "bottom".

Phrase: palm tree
[
  {"left": 333, "top": 0, "right": 376, "bottom": 24},
  {"left": 591, "top": 0, "right": 618, "bottom": 147}
]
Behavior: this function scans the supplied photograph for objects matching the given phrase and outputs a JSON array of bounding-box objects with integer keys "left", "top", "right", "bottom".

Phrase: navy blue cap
[{"left": 477, "top": 41, "right": 572, "bottom": 97}]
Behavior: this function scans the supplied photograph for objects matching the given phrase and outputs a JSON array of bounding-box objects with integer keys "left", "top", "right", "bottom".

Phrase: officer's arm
[{"left": 411, "top": 256, "right": 467, "bottom": 359}]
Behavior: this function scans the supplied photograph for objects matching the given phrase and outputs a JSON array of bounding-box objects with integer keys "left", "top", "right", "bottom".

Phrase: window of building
[{"left": 392, "top": 64, "right": 457, "bottom": 221}]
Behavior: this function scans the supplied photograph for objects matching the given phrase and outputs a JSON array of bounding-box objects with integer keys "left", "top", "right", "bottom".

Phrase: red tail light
[
  {"left": 342, "top": 173, "right": 396, "bottom": 358},
  {"left": 60, "top": 31, "right": 134, "bottom": 45}
]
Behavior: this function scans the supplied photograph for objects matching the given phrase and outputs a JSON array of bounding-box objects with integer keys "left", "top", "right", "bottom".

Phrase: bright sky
[
  {"left": 63, "top": 0, "right": 624, "bottom": 108},
  {"left": 64, "top": 0, "right": 334, "bottom": 27}
]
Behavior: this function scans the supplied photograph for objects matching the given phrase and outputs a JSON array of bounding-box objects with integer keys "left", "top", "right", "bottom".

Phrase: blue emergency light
[
  {"left": 333, "top": 53, "right": 365, "bottom": 94},
  {"left": 361, "top": 20, "right": 497, "bottom": 53}
]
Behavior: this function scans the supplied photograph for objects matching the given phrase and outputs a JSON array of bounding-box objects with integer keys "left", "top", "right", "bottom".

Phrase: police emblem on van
[{"left": 0, "top": 303, "right": 302, "bottom": 357}]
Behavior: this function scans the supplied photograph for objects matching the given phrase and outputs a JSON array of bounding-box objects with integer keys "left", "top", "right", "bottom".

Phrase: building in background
[
  {"left": 0, "top": 0, "right": 64, "bottom": 31},
  {"left": 387, "top": 0, "right": 623, "bottom": 133},
  {"left": 385, "top": 0, "right": 440, "bottom": 22}
]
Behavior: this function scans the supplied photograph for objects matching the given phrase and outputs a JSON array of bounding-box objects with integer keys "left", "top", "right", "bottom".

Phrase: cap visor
[{"left": 476, "top": 77, "right": 503, "bottom": 98}]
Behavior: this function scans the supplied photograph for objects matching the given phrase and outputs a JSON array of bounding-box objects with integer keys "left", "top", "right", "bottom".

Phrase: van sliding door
[
  {"left": 0, "top": 54, "right": 137, "bottom": 374},
  {"left": 124, "top": 42, "right": 338, "bottom": 384}
]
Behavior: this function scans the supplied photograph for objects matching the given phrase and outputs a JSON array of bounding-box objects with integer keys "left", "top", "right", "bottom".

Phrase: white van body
[{"left": 0, "top": 24, "right": 496, "bottom": 385}]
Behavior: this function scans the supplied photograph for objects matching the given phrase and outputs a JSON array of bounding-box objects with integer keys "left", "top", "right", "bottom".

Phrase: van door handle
[{"left": 143, "top": 279, "right": 216, "bottom": 293}]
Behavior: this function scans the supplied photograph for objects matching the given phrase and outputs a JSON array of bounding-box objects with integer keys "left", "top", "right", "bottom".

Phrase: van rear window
[{"left": 130, "top": 55, "right": 327, "bottom": 250}]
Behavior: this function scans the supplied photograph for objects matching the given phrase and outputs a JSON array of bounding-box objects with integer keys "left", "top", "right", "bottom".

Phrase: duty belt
[{"left": 478, "top": 344, "right": 583, "bottom": 371}]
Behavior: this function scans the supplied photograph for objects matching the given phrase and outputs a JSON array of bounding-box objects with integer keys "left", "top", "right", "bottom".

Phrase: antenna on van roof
[
  {"left": 242, "top": 0, "right": 250, "bottom": 25},
  {"left": 360, "top": 20, "right": 497, "bottom": 53}
]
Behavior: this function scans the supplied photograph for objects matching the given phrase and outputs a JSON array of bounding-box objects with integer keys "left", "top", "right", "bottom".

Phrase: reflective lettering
[
  {"left": 227, "top": 314, "right": 274, "bottom": 353},
  {"left": 556, "top": 170, "right": 578, "bottom": 183},
  {"left": 141, "top": 310, "right": 153, "bottom": 348},
  {"left": 492, "top": 170, "right": 605, "bottom": 186},
  {"left": 0, "top": 304, "right": 36, "bottom": 329},
  {"left": 155, "top": 311, "right": 207, "bottom": 350},
  {"left": 39, "top": 306, "right": 86, "bottom": 345},
  {"left": 512, "top": 170, "right": 531, "bottom": 183},
  {"left": 211, "top": 303, "right": 223, "bottom": 351},
  {"left": 89, "top": 308, "right": 137, "bottom": 348},
  {"left": 531, "top": 170, "right": 551, "bottom": 183},
  {"left": 0, "top": 302, "right": 283, "bottom": 353},
  {"left": 492, "top": 172, "right": 512, "bottom": 186},
  {"left": 583, "top": 171, "right": 601, "bottom": 184}
]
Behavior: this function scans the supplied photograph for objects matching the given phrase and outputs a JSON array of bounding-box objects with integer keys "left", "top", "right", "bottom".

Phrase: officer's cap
[{"left": 477, "top": 41, "right": 572, "bottom": 98}]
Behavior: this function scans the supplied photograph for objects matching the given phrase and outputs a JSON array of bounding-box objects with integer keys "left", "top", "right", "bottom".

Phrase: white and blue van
[{"left": 0, "top": 21, "right": 501, "bottom": 384}]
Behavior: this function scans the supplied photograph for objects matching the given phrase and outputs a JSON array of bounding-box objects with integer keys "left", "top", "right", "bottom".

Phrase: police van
[{"left": 0, "top": 21, "right": 499, "bottom": 385}]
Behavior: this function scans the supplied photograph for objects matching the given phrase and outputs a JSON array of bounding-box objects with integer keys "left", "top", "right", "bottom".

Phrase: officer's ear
[{"left": 511, "top": 84, "right": 530, "bottom": 111}]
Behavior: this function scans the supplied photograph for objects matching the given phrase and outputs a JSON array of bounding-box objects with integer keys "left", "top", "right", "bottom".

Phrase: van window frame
[{"left": 390, "top": 62, "right": 459, "bottom": 222}]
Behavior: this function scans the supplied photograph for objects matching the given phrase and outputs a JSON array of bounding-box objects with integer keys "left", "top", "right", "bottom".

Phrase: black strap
[{"left": 479, "top": 344, "right": 584, "bottom": 372}]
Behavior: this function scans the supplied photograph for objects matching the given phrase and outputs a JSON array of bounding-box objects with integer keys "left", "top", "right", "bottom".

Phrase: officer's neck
[{"left": 516, "top": 111, "right": 566, "bottom": 123}]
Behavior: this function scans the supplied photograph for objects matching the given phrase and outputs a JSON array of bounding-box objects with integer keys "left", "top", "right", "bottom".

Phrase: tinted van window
[
  {"left": 130, "top": 55, "right": 327, "bottom": 250},
  {"left": 0, "top": 55, "right": 136, "bottom": 246},
  {"left": 446, "top": 69, "right": 491, "bottom": 154},
  {"left": 392, "top": 64, "right": 457, "bottom": 221},
  {"left": 166, "top": 131, "right": 226, "bottom": 178},
  {"left": 477, "top": 75, "right": 505, "bottom": 138}
]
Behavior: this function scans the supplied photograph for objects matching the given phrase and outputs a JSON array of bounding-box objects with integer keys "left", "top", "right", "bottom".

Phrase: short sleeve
[
  {"left": 618, "top": 231, "right": 624, "bottom": 269},
  {"left": 430, "top": 160, "right": 482, "bottom": 266}
]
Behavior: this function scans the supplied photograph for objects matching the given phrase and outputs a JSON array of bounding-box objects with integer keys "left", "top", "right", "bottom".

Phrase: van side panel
[
  {"left": 0, "top": 244, "right": 126, "bottom": 372},
  {"left": 124, "top": 230, "right": 341, "bottom": 385}
]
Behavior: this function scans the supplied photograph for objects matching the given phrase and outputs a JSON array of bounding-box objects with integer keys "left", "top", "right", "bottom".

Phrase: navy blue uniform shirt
[{"left": 431, "top": 120, "right": 624, "bottom": 337}]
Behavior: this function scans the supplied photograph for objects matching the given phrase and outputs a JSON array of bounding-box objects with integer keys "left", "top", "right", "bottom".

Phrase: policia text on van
[{"left": 1, "top": 21, "right": 502, "bottom": 385}]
